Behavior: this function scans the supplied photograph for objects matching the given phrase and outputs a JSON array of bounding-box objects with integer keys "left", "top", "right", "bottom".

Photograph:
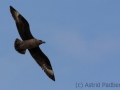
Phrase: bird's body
[
  {"left": 14, "top": 38, "right": 45, "bottom": 54},
  {"left": 10, "top": 6, "right": 55, "bottom": 81}
]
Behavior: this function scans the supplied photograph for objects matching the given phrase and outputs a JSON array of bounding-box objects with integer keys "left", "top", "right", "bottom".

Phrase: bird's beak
[
  {"left": 39, "top": 40, "right": 46, "bottom": 44},
  {"left": 42, "top": 41, "right": 46, "bottom": 44}
]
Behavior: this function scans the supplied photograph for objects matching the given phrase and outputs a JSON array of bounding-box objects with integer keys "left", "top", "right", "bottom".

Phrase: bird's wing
[
  {"left": 10, "top": 6, "right": 55, "bottom": 81},
  {"left": 29, "top": 47, "right": 55, "bottom": 81},
  {"left": 10, "top": 6, "right": 34, "bottom": 40}
]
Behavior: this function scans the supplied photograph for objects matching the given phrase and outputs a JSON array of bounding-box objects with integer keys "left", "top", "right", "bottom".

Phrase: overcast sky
[{"left": 0, "top": 0, "right": 120, "bottom": 90}]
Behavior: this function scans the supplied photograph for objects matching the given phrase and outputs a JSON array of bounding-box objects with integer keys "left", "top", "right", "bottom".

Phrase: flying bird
[{"left": 10, "top": 6, "right": 55, "bottom": 81}]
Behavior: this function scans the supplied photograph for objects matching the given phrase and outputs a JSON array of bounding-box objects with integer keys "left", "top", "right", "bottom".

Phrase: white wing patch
[
  {"left": 42, "top": 64, "right": 54, "bottom": 76},
  {"left": 14, "top": 11, "right": 20, "bottom": 22}
]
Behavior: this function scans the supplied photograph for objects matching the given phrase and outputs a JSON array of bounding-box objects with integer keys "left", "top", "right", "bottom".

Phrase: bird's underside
[{"left": 10, "top": 6, "right": 55, "bottom": 81}]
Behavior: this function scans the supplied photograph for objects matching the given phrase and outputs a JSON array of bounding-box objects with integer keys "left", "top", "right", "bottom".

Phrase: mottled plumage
[{"left": 10, "top": 6, "right": 55, "bottom": 81}]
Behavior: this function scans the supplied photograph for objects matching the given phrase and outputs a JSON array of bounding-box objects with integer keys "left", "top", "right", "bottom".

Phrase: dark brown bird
[{"left": 10, "top": 6, "right": 55, "bottom": 81}]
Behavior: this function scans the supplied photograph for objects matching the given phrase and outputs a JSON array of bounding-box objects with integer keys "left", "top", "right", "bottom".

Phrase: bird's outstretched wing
[
  {"left": 10, "top": 6, "right": 55, "bottom": 81},
  {"left": 10, "top": 6, "right": 34, "bottom": 40}
]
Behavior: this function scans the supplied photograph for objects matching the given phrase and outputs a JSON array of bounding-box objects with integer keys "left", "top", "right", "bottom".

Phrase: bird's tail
[{"left": 14, "top": 38, "right": 26, "bottom": 54}]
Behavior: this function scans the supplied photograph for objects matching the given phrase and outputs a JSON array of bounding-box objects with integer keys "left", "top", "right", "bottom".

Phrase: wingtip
[
  {"left": 46, "top": 70, "right": 56, "bottom": 81},
  {"left": 10, "top": 5, "right": 13, "bottom": 10},
  {"left": 10, "top": 5, "right": 16, "bottom": 12},
  {"left": 50, "top": 73, "right": 55, "bottom": 81},
  {"left": 48, "top": 74, "right": 55, "bottom": 81},
  {"left": 52, "top": 75, "right": 55, "bottom": 81},
  {"left": 42, "top": 64, "right": 55, "bottom": 81}
]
